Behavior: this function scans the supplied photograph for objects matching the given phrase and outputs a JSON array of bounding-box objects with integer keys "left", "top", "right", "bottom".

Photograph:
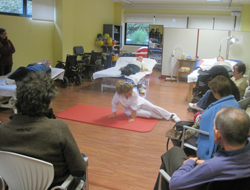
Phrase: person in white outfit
[{"left": 108, "top": 80, "right": 180, "bottom": 123}]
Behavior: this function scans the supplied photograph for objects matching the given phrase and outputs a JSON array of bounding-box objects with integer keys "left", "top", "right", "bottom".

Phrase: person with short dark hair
[
  {"left": 232, "top": 62, "right": 248, "bottom": 98},
  {"left": 195, "top": 75, "right": 240, "bottom": 159},
  {"left": 149, "top": 28, "right": 155, "bottom": 39},
  {"left": 154, "top": 106, "right": 250, "bottom": 190},
  {"left": 189, "top": 65, "right": 240, "bottom": 111},
  {"left": 0, "top": 28, "right": 15, "bottom": 76},
  {"left": 154, "top": 28, "right": 162, "bottom": 43},
  {"left": 175, "top": 76, "right": 240, "bottom": 158},
  {"left": 0, "top": 72, "right": 87, "bottom": 189},
  {"left": 108, "top": 80, "right": 180, "bottom": 123}
]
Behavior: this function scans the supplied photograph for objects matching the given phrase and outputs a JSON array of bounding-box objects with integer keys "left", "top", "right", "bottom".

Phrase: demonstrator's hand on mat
[
  {"left": 128, "top": 110, "right": 136, "bottom": 122},
  {"left": 128, "top": 118, "right": 134, "bottom": 122},
  {"left": 108, "top": 112, "right": 116, "bottom": 119}
]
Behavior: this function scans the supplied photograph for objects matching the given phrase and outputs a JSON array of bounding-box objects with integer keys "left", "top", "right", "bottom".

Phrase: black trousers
[
  {"left": 0, "top": 64, "right": 12, "bottom": 76},
  {"left": 8, "top": 67, "right": 30, "bottom": 81},
  {"left": 153, "top": 147, "right": 188, "bottom": 190},
  {"left": 121, "top": 64, "right": 140, "bottom": 76}
]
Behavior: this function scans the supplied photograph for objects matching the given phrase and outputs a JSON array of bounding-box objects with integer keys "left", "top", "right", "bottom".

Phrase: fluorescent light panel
[{"left": 206, "top": 0, "right": 221, "bottom": 1}]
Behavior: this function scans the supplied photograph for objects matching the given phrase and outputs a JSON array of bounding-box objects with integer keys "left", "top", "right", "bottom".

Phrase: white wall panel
[
  {"left": 198, "top": 30, "right": 228, "bottom": 59},
  {"left": 162, "top": 28, "right": 197, "bottom": 77},
  {"left": 230, "top": 31, "right": 250, "bottom": 66}
]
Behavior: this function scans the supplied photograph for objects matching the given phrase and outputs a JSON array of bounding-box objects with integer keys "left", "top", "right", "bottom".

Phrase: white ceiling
[{"left": 111, "top": 0, "right": 250, "bottom": 5}]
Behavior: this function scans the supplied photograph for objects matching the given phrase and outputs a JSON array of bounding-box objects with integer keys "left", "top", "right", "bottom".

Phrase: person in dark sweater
[
  {"left": 0, "top": 72, "right": 87, "bottom": 189},
  {"left": 0, "top": 28, "right": 15, "bottom": 76}
]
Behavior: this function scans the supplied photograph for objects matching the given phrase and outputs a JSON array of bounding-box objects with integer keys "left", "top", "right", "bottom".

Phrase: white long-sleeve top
[{"left": 111, "top": 89, "right": 144, "bottom": 115}]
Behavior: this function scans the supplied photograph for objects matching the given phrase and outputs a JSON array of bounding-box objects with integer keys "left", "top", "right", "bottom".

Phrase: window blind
[
  {"left": 155, "top": 14, "right": 187, "bottom": 28},
  {"left": 124, "top": 13, "right": 155, "bottom": 23},
  {"left": 32, "top": 0, "right": 55, "bottom": 22}
]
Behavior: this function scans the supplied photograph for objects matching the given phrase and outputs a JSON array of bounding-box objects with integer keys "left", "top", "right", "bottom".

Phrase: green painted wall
[
  {"left": 241, "top": 5, "right": 250, "bottom": 31},
  {"left": 0, "top": 15, "right": 54, "bottom": 69},
  {"left": 0, "top": 1, "right": 249, "bottom": 70},
  {"left": 0, "top": 0, "right": 115, "bottom": 69}
]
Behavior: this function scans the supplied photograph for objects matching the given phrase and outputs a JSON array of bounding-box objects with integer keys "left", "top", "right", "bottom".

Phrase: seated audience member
[
  {"left": 244, "top": 86, "right": 250, "bottom": 99},
  {"left": 154, "top": 106, "right": 250, "bottom": 190},
  {"left": 119, "top": 56, "right": 148, "bottom": 76},
  {"left": 108, "top": 80, "right": 180, "bottom": 123},
  {"left": 7, "top": 59, "right": 51, "bottom": 82},
  {"left": 189, "top": 65, "right": 240, "bottom": 111},
  {"left": 232, "top": 62, "right": 248, "bottom": 98},
  {"left": 0, "top": 72, "right": 87, "bottom": 189},
  {"left": 176, "top": 75, "right": 240, "bottom": 159}
]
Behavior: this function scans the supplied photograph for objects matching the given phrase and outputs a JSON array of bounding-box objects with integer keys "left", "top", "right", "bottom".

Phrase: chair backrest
[
  {"left": 73, "top": 46, "right": 84, "bottom": 55},
  {"left": 90, "top": 50, "right": 102, "bottom": 65},
  {"left": 0, "top": 150, "right": 54, "bottom": 190},
  {"left": 204, "top": 176, "right": 250, "bottom": 190},
  {"left": 66, "top": 54, "right": 78, "bottom": 69},
  {"left": 158, "top": 169, "right": 250, "bottom": 190},
  {"left": 238, "top": 97, "right": 250, "bottom": 111}
]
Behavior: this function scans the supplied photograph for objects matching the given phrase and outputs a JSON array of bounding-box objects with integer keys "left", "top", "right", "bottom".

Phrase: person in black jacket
[{"left": 0, "top": 28, "right": 15, "bottom": 76}]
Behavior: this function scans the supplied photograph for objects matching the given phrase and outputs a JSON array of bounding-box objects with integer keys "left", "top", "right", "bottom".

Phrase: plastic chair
[
  {"left": 181, "top": 98, "right": 249, "bottom": 151},
  {"left": 0, "top": 150, "right": 88, "bottom": 190},
  {"left": 238, "top": 97, "right": 250, "bottom": 111},
  {"left": 180, "top": 125, "right": 209, "bottom": 151}
]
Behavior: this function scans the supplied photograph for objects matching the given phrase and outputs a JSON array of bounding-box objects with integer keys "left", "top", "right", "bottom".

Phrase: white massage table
[
  {"left": 93, "top": 57, "right": 157, "bottom": 91},
  {"left": 0, "top": 67, "right": 65, "bottom": 109}
]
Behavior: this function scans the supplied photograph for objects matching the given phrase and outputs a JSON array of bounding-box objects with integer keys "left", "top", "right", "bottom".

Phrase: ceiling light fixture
[{"left": 206, "top": 0, "right": 221, "bottom": 1}]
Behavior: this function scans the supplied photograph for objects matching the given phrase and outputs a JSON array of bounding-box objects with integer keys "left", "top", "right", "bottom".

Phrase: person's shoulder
[{"left": 46, "top": 118, "right": 69, "bottom": 129}]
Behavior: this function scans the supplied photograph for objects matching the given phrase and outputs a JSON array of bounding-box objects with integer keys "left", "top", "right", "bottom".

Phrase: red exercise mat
[{"left": 56, "top": 104, "right": 158, "bottom": 132}]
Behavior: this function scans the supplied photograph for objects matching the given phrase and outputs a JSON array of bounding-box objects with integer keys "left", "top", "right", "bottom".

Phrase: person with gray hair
[
  {"left": 232, "top": 62, "right": 248, "bottom": 98},
  {"left": 0, "top": 72, "right": 87, "bottom": 189},
  {"left": 154, "top": 106, "right": 250, "bottom": 190}
]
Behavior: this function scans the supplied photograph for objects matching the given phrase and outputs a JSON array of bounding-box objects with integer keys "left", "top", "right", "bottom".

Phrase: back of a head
[
  {"left": 209, "top": 65, "right": 229, "bottom": 79},
  {"left": 116, "top": 80, "right": 133, "bottom": 94},
  {"left": 208, "top": 75, "right": 232, "bottom": 97},
  {"left": 15, "top": 72, "right": 58, "bottom": 116},
  {"left": 215, "top": 106, "right": 250, "bottom": 146}
]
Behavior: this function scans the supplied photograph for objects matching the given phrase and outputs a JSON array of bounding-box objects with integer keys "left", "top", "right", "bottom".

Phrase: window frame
[{"left": 0, "top": 0, "right": 32, "bottom": 18}]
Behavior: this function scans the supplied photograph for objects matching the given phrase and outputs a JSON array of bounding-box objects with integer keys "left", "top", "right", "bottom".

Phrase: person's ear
[{"left": 214, "top": 127, "right": 222, "bottom": 143}]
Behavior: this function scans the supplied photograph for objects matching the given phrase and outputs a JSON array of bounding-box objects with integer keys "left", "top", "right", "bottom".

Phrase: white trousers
[{"left": 126, "top": 99, "right": 173, "bottom": 120}]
